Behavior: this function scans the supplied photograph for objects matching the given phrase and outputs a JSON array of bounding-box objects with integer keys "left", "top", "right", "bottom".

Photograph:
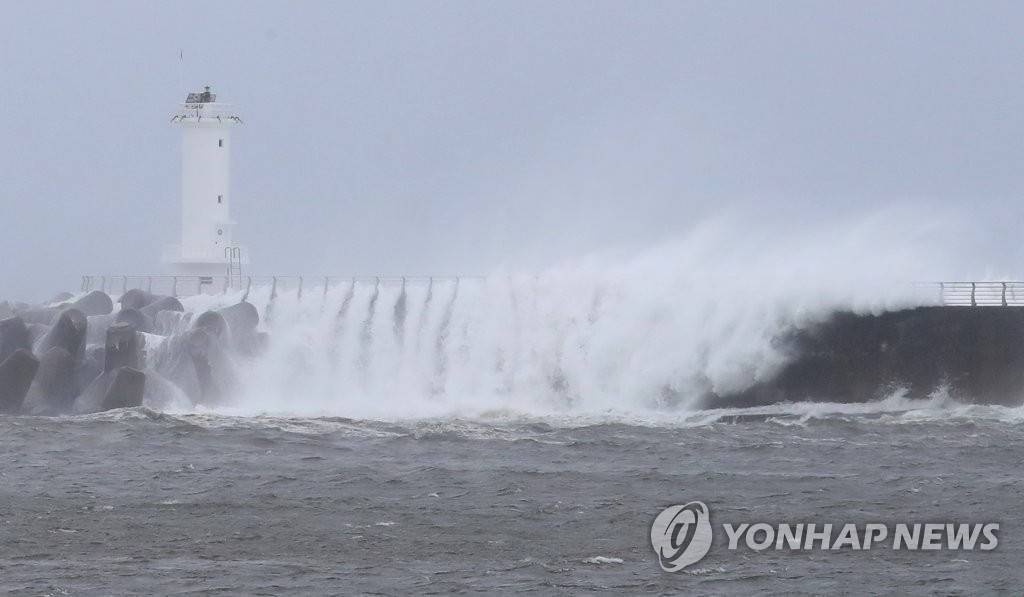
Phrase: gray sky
[{"left": 2, "top": 1, "right": 1024, "bottom": 300}]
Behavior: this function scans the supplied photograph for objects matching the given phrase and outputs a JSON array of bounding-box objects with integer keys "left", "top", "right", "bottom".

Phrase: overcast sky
[{"left": 2, "top": 1, "right": 1024, "bottom": 300}]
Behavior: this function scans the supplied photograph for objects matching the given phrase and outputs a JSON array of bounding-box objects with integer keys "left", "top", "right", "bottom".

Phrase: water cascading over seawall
[
  {"left": 64, "top": 251, "right": 1024, "bottom": 421},
  {"left": 159, "top": 274, "right": 1024, "bottom": 418}
]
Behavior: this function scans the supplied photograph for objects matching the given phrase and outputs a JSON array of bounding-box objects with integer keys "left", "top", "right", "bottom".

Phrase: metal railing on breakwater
[
  {"left": 80, "top": 275, "right": 475, "bottom": 300},
  {"left": 79, "top": 276, "right": 1024, "bottom": 307},
  {"left": 920, "top": 281, "right": 1024, "bottom": 307}
]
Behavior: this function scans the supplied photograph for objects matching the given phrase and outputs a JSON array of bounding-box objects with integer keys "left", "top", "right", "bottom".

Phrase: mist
[{"left": 2, "top": 1, "right": 1024, "bottom": 301}]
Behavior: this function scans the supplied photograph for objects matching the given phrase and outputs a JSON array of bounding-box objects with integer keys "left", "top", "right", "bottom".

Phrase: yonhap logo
[
  {"left": 649, "top": 499, "right": 1001, "bottom": 572},
  {"left": 650, "top": 501, "right": 714, "bottom": 572}
]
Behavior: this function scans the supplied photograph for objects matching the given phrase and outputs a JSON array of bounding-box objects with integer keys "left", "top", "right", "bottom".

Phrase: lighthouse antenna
[{"left": 177, "top": 49, "right": 184, "bottom": 95}]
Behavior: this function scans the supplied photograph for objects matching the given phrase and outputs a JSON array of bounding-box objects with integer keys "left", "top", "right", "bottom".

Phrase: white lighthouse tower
[{"left": 164, "top": 86, "right": 246, "bottom": 276}]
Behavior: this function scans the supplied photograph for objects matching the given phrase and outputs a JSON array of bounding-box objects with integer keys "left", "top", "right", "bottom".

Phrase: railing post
[
  {"left": 147, "top": 276, "right": 153, "bottom": 293},
  {"left": 938, "top": 282, "right": 944, "bottom": 305},
  {"left": 171, "top": 276, "right": 178, "bottom": 298},
  {"left": 1002, "top": 282, "right": 1008, "bottom": 307},
  {"left": 271, "top": 277, "right": 278, "bottom": 301},
  {"left": 101, "top": 276, "right": 107, "bottom": 294},
  {"left": 971, "top": 282, "right": 976, "bottom": 307}
]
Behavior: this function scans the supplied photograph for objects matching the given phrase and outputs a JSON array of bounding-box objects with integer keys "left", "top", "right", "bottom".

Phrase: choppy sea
[{"left": 1, "top": 401, "right": 1020, "bottom": 595}]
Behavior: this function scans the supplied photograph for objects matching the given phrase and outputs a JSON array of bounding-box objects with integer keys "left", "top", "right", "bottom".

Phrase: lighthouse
[{"left": 164, "top": 86, "right": 246, "bottom": 276}]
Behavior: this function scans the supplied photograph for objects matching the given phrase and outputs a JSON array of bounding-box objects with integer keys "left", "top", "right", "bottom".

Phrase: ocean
[{"left": 1, "top": 404, "right": 1021, "bottom": 595}]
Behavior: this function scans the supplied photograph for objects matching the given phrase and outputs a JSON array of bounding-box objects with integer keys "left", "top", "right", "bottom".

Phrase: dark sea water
[{"left": 0, "top": 406, "right": 1021, "bottom": 595}]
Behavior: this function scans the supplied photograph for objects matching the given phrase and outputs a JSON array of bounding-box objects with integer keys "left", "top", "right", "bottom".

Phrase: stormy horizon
[{"left": 4, "top": 2, "right": 1024, "bottom": 300}]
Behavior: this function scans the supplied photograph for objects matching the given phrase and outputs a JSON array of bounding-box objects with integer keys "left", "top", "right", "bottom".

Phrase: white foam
[{"left": 163, "top": 213, "right": 1011, "bottom": 421}]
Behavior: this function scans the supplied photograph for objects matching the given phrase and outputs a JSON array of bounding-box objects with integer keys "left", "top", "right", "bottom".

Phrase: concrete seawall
[{"left": 712, "top": 306, "right": 1024, "bottom": 408}]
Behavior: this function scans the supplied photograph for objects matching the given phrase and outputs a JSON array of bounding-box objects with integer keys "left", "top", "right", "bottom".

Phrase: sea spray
[{"left": 164, "top": 210, "right": 993, "bottom": 418}]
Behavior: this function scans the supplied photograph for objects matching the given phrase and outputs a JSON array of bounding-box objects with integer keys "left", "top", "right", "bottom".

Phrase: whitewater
[
  {"left": 175, "top": 216, "right": 966, "bottom": 421},
  {"left": 179, "top": 274, "right": 1024, "bottom": 426}
]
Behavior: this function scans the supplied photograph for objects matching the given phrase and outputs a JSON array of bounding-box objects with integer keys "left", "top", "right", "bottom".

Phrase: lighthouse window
[
  {"left": 218, "top": 139, "right": 223, "bottom": 147},
  {"left": 217, "top": 229, "right": 223, "bottom": 236},
  {"left": 217, "top": 195, "right": 223, "bottom": 204}
]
